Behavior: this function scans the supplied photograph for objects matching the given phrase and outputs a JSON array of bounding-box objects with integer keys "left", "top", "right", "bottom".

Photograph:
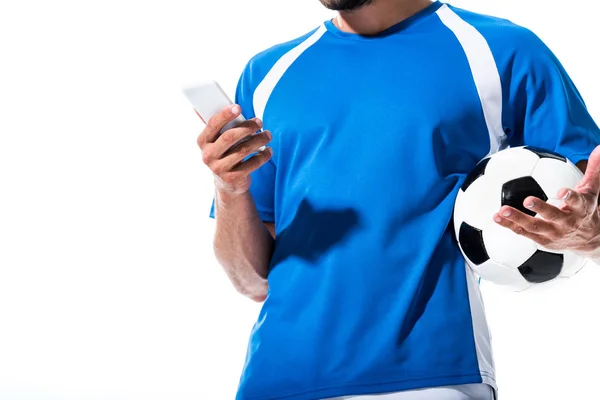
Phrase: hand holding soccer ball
[{"left": 454, "top": 145, "right": 600, "bottom": 291}]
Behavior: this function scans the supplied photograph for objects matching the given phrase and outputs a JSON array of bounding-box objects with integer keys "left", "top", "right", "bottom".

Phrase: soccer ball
[{"left": 453, "top": 146, "right": 587, "bottom": 291}]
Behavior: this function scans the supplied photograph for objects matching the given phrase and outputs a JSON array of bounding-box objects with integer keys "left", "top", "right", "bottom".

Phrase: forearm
[{"left": 213, "top": 189, "right": 274, "bottom": 302}]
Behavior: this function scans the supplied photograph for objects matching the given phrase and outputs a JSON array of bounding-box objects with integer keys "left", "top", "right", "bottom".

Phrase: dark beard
[{"left": 320, "top": 0, "right": 375, "bottom": 11}]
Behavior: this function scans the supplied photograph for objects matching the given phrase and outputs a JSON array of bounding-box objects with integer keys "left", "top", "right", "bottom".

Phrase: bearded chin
[{"left": 322, "top": 0, "right": 375, "bottom": 11}]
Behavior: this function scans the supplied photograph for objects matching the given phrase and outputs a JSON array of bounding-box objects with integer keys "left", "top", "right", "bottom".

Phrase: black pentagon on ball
[
  {"left": 518, "top": 250, "right": 564, "bottom": 283},
  {"left": 523, "top": 146, "right": 567, "bottom": 162},
  {"left": 459, "top": 222, "right": 489, "bottom": 266},
  {"left": 461, "top": 157, "right": 491, "bottom": 191},
  {"left": 501, "top": 176, "right": 548, "bottom": 217}
]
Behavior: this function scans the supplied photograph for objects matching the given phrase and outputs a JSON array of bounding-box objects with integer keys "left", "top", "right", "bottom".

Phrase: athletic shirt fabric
[{"left": 209, "top": 2, "right": 600, "bottom": 399}]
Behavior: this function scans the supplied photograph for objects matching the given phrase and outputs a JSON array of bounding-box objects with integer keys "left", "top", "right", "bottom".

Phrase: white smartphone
[
  {"left": 182, "top": 80, "right": 265, "bottom": 152},
  {"left": 182, "top": 80, "right": 246, "bottom": 135}
]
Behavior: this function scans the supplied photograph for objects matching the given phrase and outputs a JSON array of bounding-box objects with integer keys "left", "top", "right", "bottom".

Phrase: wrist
[{"left": 215, "top": 187, "right": 249, "bottom": 205}]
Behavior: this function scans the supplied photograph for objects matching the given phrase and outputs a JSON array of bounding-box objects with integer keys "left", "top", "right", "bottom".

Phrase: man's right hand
[{"left": 197, "top": 105, "right": 273, "bottom": 197}]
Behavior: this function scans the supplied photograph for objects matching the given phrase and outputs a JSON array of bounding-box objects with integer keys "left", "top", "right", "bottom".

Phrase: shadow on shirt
[{"left": 269, "top": 198, "right": 361, "bottom": 270}]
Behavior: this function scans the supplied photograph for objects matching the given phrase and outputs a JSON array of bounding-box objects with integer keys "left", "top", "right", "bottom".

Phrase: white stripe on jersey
[
  {"left": 436, "top": 5, "right": 502, "bottom": 398},
  {"left": 253, "top": 25, "right": 327, "bottom": 121},
  {"left": 436, "top": 5, "right": 506, "bottom": 157}
]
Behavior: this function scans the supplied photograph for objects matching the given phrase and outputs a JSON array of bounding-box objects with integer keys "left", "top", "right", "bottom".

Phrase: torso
[{"left": 232, "top": 2, "right": 528, "bottom": 399}]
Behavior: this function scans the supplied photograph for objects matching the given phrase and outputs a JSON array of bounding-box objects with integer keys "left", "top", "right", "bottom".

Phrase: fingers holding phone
[
  {"left": 219, "top": 122, "right": 272, "bottom": 169},
  {"left": 200, "top": 104, "right": 272, "bottom": 158},
  {"left": 210, "top": 114, "right": 265, "bottom": 157},
  {"left": 198, "top": 105, "right": 273, "bottom": 195},
  {"left": 197, "top": 104, "right": 243, "bottom": 147},
  {"left": 184, "top": 80, "right": 273, "bottom": 195}
]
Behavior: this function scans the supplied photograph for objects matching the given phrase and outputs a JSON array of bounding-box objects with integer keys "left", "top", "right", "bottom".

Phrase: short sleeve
[
  {"left": 505, "top": 30, "right": 600, "bottom": 164},
  {"left": 208, "top": 63, "right": 276, "bottom": 223}
]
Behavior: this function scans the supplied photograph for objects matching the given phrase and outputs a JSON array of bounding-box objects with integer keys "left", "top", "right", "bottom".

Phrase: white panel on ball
[
  {"left": 483, "top": 147, "right": 540, "bottom": 183},
  {"left": 532, "top": 157, "right": 583, "bottom": 200},
  {"left": 454, "top": 176, "right": 501, "bottom": 229},
  {"left": 482, "top": 220, "right": 538, "bottom": 269},
  {"left": 558, "top": 251, "right": 587, "bottom": 277},
  {"left": 474, "top": 259, "right": 530, "bottom": 291}
]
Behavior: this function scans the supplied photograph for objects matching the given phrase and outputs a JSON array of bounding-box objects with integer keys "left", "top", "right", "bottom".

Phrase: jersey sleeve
[
  {"left": 505, "top": 30, "right": 600, "bottom": 164},
  {"left": 208, "top": 62, "right": 276, "bottom": 223}
]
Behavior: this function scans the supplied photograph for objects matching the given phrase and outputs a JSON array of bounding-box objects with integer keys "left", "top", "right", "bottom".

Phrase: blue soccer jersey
[{"left": 209, "top": 2, "right": 600, "bottom": 399}]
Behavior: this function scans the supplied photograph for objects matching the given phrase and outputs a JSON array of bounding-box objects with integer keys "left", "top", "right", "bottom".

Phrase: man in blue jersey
[{"left": 198, "top": 0, "right": 600, "bottom": 399}]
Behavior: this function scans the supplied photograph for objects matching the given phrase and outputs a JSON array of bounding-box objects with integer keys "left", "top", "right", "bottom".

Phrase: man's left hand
[{"left": 493, "top": 145, "right": 600, "bottom": 259}]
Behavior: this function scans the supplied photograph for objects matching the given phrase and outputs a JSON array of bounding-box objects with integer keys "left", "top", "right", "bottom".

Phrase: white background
[{"left": 1, "top": 0, "right": 599, "bottom": 399}]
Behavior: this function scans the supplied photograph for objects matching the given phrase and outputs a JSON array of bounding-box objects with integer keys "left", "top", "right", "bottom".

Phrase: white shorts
[{"left": 325, "top": 384, "right": 495, "bottom": 400}]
